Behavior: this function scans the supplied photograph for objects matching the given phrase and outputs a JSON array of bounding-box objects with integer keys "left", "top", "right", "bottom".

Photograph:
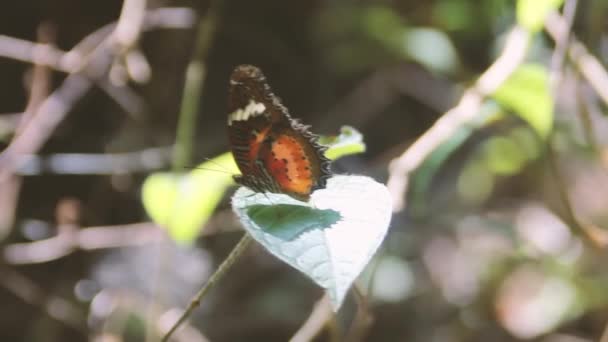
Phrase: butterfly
[{"left": 227, "top": 65, "right": 331, "bottom": 201}]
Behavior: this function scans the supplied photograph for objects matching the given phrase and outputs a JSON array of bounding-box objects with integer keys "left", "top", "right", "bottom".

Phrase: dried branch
[
  {"left": 3, "top": 222, "right": 164, "bottom": 264},
  {"left": 344, "top": 285, "right": 374, "bottom": 342},
  {"left": 0, "top": 8, "right": 195, "bottom": 73},
  {"left": 161, "top": 235, "right": 253, "bottom": 342},
  {"left": 0, "top": 23, "right": 55, "bottom": 240},
  {"left": 113, "top": 0, "right": 148, "bottom": 50},
  {"left": 3, "top": 209, "right": 242, "bottom": 265},
  {"left": 289, "top": 295, "right": 335, "bottom": 342},
  {"left": 0, "top": 8, "right": 196, "bottom": 180},
  {"left": 545, "top": 11, "right": 608, "bottom": 106},
  {"left": 14, "top": 146, "right": 172, "bottom": 175},
  {"left": 549, "top": 0, "right": 577, "bottom": 89}
]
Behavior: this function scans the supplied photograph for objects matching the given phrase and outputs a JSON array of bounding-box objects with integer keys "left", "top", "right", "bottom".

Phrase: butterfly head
[{"left": 230, "top": 64, "right": 265, "bottom": 85}]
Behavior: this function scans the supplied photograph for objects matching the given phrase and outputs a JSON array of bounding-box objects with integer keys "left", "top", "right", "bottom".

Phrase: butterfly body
[{"left": 227, "top": 65, "right": 331, "bottom": 201}]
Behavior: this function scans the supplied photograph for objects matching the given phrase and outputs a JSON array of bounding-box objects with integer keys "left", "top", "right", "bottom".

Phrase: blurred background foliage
[{"left": 1, "top": 0, "right": 608, "bottom": 341}]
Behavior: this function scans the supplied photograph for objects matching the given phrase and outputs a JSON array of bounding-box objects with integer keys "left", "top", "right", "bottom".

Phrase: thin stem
[
  {"left": 289, "top": 294, "right": 333, "bottom": 342},
  {"left": 161, "top": 234, "right": 253, "bottom": 342},
  {"left": 155, "top": 4, "right": 223, "bottom": 341},
  {"left": 172, "top": 1, "right": 220, "bottom": 171},
  {"left": 344, "top": 284, "right": 373, "bottom": 342}
]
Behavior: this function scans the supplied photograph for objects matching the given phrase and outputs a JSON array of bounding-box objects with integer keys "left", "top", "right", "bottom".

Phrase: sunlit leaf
[
  {"left": 320, "top": 126, "right": 366, "bottom": 160},
  {"left": 517, "top": 0, "right": 564, "bottom": 32},
  {"left": 142, "top": 152, "right": 238, "bottom": 244},
  {"left": 232, "top": 175, "right": 392, "bottom": 309},
  {"left": 492, "top": 64, "right": 553, "bottom": 138}
]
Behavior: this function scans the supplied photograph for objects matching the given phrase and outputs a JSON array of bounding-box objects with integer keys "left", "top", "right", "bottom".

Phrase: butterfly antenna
[
  {"left": 202, "top": 157, "right": 234, "bottom": 173},
  {"left": 184, "top": 157, "right": 238, "bottom": 176},
  {"left": 184, "top": 166, "right": 233, "bottom": 175}
]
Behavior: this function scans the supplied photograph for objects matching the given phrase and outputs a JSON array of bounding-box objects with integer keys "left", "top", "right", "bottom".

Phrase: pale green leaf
[
  {"left": 142, "top": 152, "right": 238, "bottom": 244},
  {"left": 232, "top": 175, "right": 392, "bottom": 310},
  {"left": 492, "top": 64, "right": 553, "bottom": 138},
  {"left": 320, "top": 126, "right": 366, "bottom": 160},
  {"left": 517, "top": 0, "right": 564, "bottom": 32}
]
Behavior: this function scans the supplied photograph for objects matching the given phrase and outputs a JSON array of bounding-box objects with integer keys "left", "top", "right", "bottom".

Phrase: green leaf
[
  {"left": 320, "top": 126, "right": 366, "bottom": 160},
  {"left": 517, "top": 0, "right": 564, "bottom": 32},
  {"left": 232, "top": 175, "right": 392, "bottom": 310},
  {"left": 492, "top": 64, "right": 553, "bottom": 138},
  {"left": 141, "top": 152, "right": 238, "bottom": 244}
]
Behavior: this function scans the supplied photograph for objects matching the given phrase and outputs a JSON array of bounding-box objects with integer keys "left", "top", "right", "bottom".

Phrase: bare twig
[
  {"left": 544, "top": 0, "right": 580, "bottom": 233},
  {"left": 289, "top": 295, "right": 335, "bottom": 342},
  {"left": 0, "top": 73, "right": 95, "bottom": 179},
  {"left": 386, "top": 26, "right": 531, "bottom": 211},
  {"left": 3, "top": 209, "right": 241, "bottom": 265},
  {"left": 0, "top": 8, "right": 196, "bottom": 180},
  {"left": 14, "top": 146, "right": 172, "bottom": 175},
  {"left": 549, "top": 0, "right": 577, "bottom": 88},
  {"left": 110, "top": 0, "right": 151, "bottom": 85},
  {"left": 0, "top": 8, "right": 195, "bottom": 74},
  {"left": 0, "top": 23, "right": 55, "bottom": 240},
  {"left": 161, "top": 235, "right": 253, "bottom": 342},
  {"left": 3, "top": 222, "right": 165, "bottom": 264},
  {"left": 0, "top": 34, "right": 75, "bottom": 72},
  {"left": 578, "top": 86, "right": 600, "bottom": 150},
  {"left": 344, "top": 285, "right": 374, "bottom": 342},
  {"left": 545, "top": 11, "right": 608, "bottom": 106},
  {"left": 542, "top": 1, "right": 608, "bottom": 246},
  {"left": 113, "top": 0, "right": 148, "bottom": 50}
]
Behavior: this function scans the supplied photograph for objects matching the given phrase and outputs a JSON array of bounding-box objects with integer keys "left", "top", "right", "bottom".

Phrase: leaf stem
[
  {"left": 161, "top": 234, "right": 253, "bottom": 341},
  {"left": 171, "top": 0, "right": 220, "bottom": 171}
]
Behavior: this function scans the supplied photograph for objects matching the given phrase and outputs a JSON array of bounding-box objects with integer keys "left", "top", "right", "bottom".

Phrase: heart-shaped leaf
[{"left": 232, "top": 175, "right": 392, "bottom": 309}]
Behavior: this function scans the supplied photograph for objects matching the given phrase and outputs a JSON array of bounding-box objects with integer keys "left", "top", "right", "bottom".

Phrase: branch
[
  {"left": 161, "top": 235, "right": 253, "bottom": 342},
  {"left": 3, "top": 209, "right": 242, "bottom": 265},
  {"left": 545, "top": 11, "right": 608, "bottom": 106},
  {"left": 386, "top": 26, "right": 531, "bottom": 211},
  {"left": 0, "top": 8, "right": 195, "bottom": 73},
  {"left": 289, "top": 295, "right": 335, "bottom": 342},
  {"left": 14, "top": 146, "right": 172, "bottom": 175},
  {"left": 3, "top": 222, "right": 164, "bottom": 264},
  {"left": 0, "top": 23, "right": 55, "bottom": 240},
  {"left": 0, "top": 8, "right": 196, "bottom": 179}
]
